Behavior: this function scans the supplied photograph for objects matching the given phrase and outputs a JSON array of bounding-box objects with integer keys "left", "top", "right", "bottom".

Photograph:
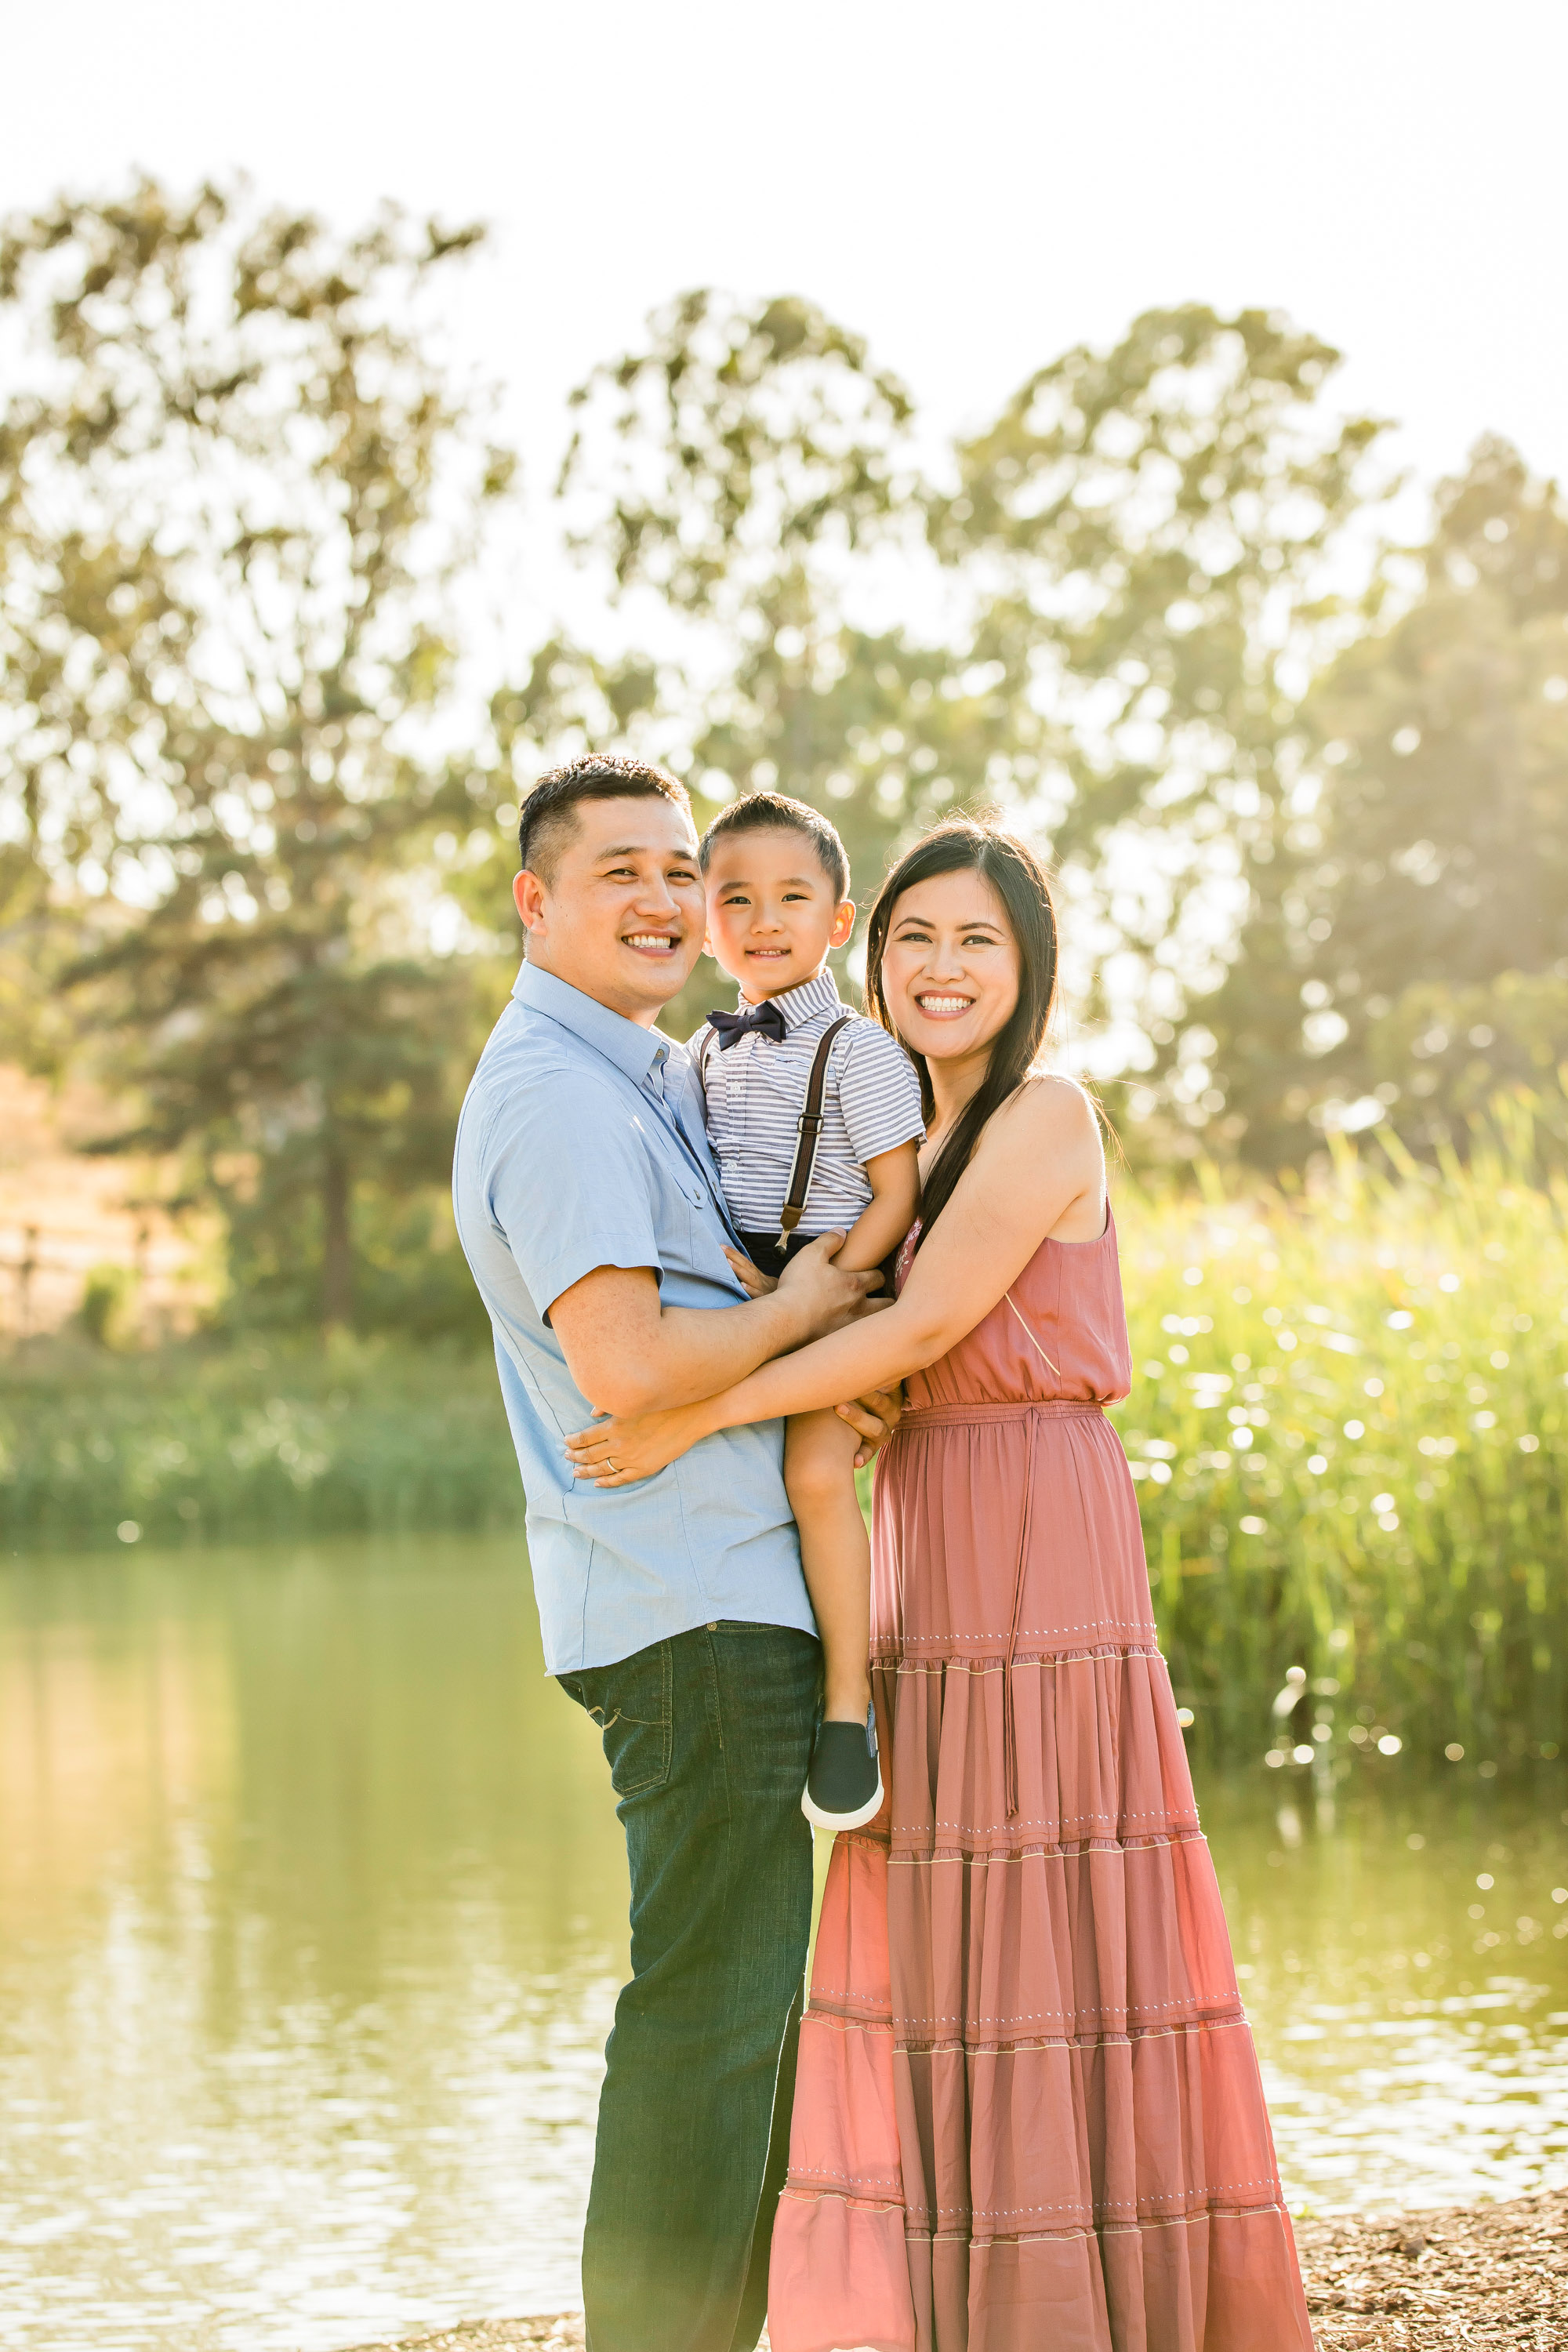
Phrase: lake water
[{"left": 0, "top": 1536, "right": 1564, "bottom": 2350}]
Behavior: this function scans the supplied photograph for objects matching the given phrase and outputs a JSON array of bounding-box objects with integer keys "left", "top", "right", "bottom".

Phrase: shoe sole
[{"left": 800, "top": 1769, "right": 884, "bottom": 1833}]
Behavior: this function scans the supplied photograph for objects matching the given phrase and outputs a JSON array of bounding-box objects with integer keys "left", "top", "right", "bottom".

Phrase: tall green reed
[{"left": 1114, "top": 1110, "right": 1567, "bottom": 1769}]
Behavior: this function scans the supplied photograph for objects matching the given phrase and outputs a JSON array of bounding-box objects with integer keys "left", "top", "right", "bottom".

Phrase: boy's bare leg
[{"left": 783, "top": 1407, "right": 873, "bottom": 1725}]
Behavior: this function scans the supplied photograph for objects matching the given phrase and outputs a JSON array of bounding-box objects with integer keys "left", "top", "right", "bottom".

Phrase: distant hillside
[{"left": 0, "top": 1067, "right": 212, "bottom": 1342}]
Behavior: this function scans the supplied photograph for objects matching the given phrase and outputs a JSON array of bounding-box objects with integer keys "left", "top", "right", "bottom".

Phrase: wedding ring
[{"left": 606, "top": 1457, "right": 618, "bottom": 1475}]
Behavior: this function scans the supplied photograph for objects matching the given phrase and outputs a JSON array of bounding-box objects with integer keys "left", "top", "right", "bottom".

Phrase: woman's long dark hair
[{"left": 864, "top": 817, "right": 1058, "bottom": 1246}]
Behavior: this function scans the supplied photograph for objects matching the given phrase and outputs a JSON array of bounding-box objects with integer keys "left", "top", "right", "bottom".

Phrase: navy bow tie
[{"left": 707, "top": 1000, "right": 787, "bottom": 1050}]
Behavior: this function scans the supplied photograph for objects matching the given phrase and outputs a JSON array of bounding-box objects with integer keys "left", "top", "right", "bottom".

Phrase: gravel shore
[
  {"left": 339, "top": 2186, "right": 1568, "bottom": 2352},
  {"left": 1294, "top": 2187, "right": 1566, "bottom": 2348}
]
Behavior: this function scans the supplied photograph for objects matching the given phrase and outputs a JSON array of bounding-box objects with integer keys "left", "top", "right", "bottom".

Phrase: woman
[{"left": 567, "top": 818, "right": 1313, "bottom": 2352}]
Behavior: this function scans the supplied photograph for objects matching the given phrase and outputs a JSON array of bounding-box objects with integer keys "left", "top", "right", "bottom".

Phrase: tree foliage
[
  {"left": 0, "top": 180, "right": 512, "bottom": 1328},
  {"left": 550, "top": 298, "right": 1391, "bottom": 1073},
  {"left": 1196, "top": 439, "right": 1568, "bottom": 1163},
  {"left": 558, "top": 289, "right": 916, "bottom": 615},
  {"left": 550, "top": 291, "right": 982, "bottom": 1030},
  {"left": 939, "top": 307, "right": 1385, "bottom": 857}
]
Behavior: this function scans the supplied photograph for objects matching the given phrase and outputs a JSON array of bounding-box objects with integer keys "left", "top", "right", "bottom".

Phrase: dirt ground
[{"left": 339, "top": 2184, "right": 1568, "bottom": 2350}]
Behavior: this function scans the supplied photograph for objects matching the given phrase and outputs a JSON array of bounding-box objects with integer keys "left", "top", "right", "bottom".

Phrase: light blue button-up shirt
[{"left": 452, "top": 960, "right": 815, "bottom": 1674}]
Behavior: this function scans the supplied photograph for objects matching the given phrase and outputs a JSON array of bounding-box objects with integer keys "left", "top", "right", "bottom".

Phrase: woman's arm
[{"left": 566, "top": 1076, "right": 1103, "bottom": 1485}]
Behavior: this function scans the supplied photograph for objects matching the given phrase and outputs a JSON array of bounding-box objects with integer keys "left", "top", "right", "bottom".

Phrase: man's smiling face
[{"left": 513, "top": 795, "right": 706, "bottom": 1025}]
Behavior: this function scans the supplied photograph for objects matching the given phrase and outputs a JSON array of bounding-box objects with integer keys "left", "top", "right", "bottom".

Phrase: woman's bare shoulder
[{"left": 979, "top": 1071, "right": 1102, "bottom": 1159}]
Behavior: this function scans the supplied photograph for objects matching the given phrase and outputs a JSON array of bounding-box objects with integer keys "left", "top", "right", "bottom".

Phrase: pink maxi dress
[{"left": 769, "top": 1210, "right": 1314, "bottom": 2352}]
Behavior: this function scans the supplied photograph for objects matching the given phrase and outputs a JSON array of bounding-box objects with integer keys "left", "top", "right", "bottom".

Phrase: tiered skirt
[{"left": 768, "top": 1400, "right": 1314, "bottom": 2352}]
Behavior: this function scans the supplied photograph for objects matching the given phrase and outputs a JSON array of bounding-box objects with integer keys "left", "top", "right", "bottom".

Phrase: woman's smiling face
[{"left": 879, "top": 866, "right": 1022, "bottom": 1065}]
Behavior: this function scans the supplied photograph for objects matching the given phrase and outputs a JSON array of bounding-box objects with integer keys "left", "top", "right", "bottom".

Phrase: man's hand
[
  {"left": 835, "top": 1382, "right": 904, "bottom": 1469},
  {"left": 775, "top": 1231, "right": 880, "bottom": 1337}
]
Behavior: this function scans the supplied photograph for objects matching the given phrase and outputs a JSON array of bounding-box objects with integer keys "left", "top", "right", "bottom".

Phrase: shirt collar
[
  {"left": 735, "top": 966, "right": 842, "bottom": 1032},
  {"left": 513, "top": 960, "right": 673, "bottom": 1091}
]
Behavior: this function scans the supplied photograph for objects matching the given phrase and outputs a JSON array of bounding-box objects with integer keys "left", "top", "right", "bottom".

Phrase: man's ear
[
  {"left": 829, "top": 898, "right": 856, "bottom": 949},
  {"left": 514, "top": 869, "right": 546, "bottom": 932}
]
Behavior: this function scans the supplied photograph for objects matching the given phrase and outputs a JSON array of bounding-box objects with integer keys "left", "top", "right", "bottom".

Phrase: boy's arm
[{"left": 831, "top": 1139, "right": 921, "bottom": 1275}]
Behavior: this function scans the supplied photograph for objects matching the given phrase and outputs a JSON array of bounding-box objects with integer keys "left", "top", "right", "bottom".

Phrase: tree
[
  {"left": 557, "top": 289, "right": 917, "bottom": 621},
  {"left": 552, "top": 292, "right": 1076, "bottom": 1033},
  {"left": 547, "top": 295, "right": 955, "bottom": 1026},
  {"left": 1196, "top": 438, "right": 1568, "bottom": 1163},
  {"left": 553, "top": 298, "right": 1391, "bottom": 1080},
  {"left": 936, "top": 305, "right": 1389, "bottom": 1115},
  {"left": 0, "top": 179, "right": 514, "bottom": 1329}
]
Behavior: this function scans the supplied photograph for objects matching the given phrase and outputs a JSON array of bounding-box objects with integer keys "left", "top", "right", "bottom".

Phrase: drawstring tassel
[{"left": 999, "top": 1294, "right": 1055, "bottom": 1820}]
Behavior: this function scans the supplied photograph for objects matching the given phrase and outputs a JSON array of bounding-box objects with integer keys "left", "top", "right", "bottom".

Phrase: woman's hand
[
  {"left": 565, "top": 1399, "right": 713, "bottom": 1486},
  {"left": 567, "top": 1377, "right": 903, "bottom": 1486}
]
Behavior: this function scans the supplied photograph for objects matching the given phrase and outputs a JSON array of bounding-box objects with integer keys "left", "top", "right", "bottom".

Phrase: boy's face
[{"left": 703, "top": 828, "right": 855, "bottom": 1003}]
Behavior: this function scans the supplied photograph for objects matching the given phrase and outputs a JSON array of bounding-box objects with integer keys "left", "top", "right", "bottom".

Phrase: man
[{"left": 452, "top": 753, "right": 892, "bottom": 2352}]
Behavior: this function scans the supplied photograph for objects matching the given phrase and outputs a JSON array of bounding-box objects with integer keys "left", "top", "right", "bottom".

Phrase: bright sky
[{"left": 9, "top": 0, "right": 1566, "bottom": 535}]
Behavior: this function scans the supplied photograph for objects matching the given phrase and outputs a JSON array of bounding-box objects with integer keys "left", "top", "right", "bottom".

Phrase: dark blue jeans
[{"left": 560, "top": 1619, "right": 821, "bottom": 2352}]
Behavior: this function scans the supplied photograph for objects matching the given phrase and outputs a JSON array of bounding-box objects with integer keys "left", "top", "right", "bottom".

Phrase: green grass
[
  {"left": 6, "top": 1115, "right": 1566, "bottom": 1767},
  {"left": 0, "top": 1335, "right": 522, "bottom": 1548}
]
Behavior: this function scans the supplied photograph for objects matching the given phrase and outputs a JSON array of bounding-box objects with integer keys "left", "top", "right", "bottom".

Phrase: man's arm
[
  {"left": 550, "top": 1238, "right": 877, "bottom": 1417},
  {"left": 481, "top": 1061, "right": 876, "bottom": 1420}
]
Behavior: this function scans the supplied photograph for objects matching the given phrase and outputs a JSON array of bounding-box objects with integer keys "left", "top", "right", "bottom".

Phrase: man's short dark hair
[
  {"left": 518, "top": 754, "right": 692, "bottom": 884},
  {"left": 698, "top": 791, "right": 851, "bottom": 902}
]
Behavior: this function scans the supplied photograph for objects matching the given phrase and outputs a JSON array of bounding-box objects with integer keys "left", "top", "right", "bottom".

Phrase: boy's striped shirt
[{"left": 699, "top": 968, "right": 924, "bottom": 1239}]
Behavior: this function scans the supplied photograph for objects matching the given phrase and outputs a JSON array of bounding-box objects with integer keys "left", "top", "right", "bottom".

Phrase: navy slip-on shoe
[{"left": 800, "top": 1704, "right": 883, "bottom": 1832}]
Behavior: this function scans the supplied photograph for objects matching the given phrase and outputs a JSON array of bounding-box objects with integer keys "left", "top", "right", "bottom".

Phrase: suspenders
[
  {"left": 778, "top": 1014, "right": 851, "bottom": 1236},
  {"left": 699, "top": 1014, "right": 851, "bottom": 1243}
]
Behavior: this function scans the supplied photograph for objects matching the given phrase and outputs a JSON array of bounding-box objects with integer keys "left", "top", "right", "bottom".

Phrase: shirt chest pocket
[
  {"left": 649, "top": 1152, "right": 710, "bottom": 1261},
  {"left": 753, "top": 1046, "right": 818, "bottom": 1131}
]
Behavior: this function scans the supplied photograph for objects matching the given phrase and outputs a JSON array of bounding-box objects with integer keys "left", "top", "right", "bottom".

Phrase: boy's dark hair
[
  {"left": 698, "top": 790, "right": 851, "bottom": 902},
  {"left": 518, "top": 754, "right": 691, "bottom": 883}
]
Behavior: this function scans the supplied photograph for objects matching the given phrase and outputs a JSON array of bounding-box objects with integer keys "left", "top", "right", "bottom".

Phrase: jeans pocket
[{"left": 564, "top": 1641, "right": 673, "bottom": 1798}]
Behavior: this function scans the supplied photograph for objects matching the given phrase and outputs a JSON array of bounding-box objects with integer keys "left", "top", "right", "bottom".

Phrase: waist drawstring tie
[
  {"left": 1000, "top": 1292, "right": 1059, "bottom": 1823},
  {"left": 1003, "top": 1412, "right": 1038, "bottom": 1821}
]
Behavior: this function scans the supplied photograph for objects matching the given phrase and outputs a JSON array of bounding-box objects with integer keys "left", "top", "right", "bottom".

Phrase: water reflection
[
  {"left": 0, "top": 1537, "right": 1563, "bottom": 2349},
  {"left": 0, "top": 1539, "right": 627, "bottom": 2348},
  {"left": 1203, "top": 1776, "right": 1568, "bottom": 2210}
]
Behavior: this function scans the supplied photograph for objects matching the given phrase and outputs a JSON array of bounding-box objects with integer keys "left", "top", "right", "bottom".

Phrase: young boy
[{"left": 698, "top": 792, "right": 924, "bottom": 1830}]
